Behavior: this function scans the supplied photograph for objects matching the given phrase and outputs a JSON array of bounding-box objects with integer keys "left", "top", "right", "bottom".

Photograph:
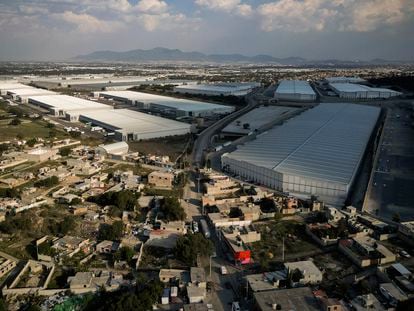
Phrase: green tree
[
  {"left": 69, "top": 131, "right": 81, "bottom": 138},
  {"left": 159, "top": 197, "right": 186, "bottom": 221},
  {"left": 259, "top": 197, "right": 277, "bottom": 213},
  {"left": 174, "top": 233, "right": 214, "bottom": 266},
  {"left": 46, "top": 123, "right": 55, "bottom": 129},
  {"left": 392, "top": 212, "right": 401, "bottom": 223},
  {"left": 98, "top": 221, "right": 124, "bottom": 241},
  {"left": 60, "top": 216, "right": 75, "bottom": 235},
  {"left": 114, "top": 246, "right": 135, "bottom": 264},
  {"left": 0, "top": 298, "right": 7, "bottom": 311},
  {"left": 59, "top": 147, "right": 72, "bottom": 157},
  {"left": 34, "top": 176, "right": 59, "bottom": 188},
  {"left": 9, "top": 118, "right": 21, "bottom": 126},
  {"left": 0, "top": 143, "right": 9, "bottom": 155},
  {"left": 89, "top": 190, "right": 139, "bottom": 212},
  {"left": 8, "top": 107, "right": 23, "bottom": 117},
  {"left": 26, "top": 138, "right": 37, "bottom": 147}
]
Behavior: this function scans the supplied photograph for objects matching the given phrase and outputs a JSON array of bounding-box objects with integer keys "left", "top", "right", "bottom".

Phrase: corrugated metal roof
[
  {"left": 79, "top": 109, "right": 191, "bottom": 134},
  {"left": 99, "top": 91, "right": 233, "bottom": 112},
  {"left": 223, "top": 103, "right": 380, "bottom": 185},
  {"left": 28, "top": 95, "right": 111, "bottom": 111},
  {"left": 275, "top": 80, "right": 316, "bottom": 96}
]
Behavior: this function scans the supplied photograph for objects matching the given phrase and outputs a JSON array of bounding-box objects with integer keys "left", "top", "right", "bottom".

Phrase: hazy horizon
[{"left": 0, "top": 0, "right": 413, "bottom": 62}]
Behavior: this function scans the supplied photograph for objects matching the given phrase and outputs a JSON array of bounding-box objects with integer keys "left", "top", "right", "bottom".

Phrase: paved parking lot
[{"left": 364, "top": 105, "right": 414, "bottom": 221}]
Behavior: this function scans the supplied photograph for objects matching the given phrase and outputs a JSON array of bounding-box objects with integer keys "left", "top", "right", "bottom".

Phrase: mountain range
[{"left": 73, "top": 47, "right": 411, "bottom": 65}]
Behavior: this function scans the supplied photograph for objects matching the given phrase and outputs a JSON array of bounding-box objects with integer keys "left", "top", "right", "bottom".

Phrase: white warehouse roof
[
  {"left": 7, "top": 87, "right": 57, "bottom": 97},
  {"left": 222, "top": 103, "right": 380, "bottom": 205},
  {"left": 78, "top": 109, "right": 191, "bottom": 140},
  {"left": 330, "top": 83, "right": 402, "bottom": 98},
  {"left": 275, "top": 80, "right": 316, "bottom": 96},
  {"left": 96, "top": 141, "right": 129, "bottom": 156},
  {"left": 28, "top": 95, "right": 112, "bottom": 113},
  {"left": 325, "top": 77, "right": 366, "bottom": 84},
  {"left": 274, "top": 80, "right": 316, "bottom": 102},
  {"left": 222, "top": 106, "right": 299, "bottom": 134},
  {"left": 0, "top": 82, "right": 32, "bottom": 91},
  {"left": 174, "top": 83, "right": 259, "bottom": 96},
  {"left": 99, "top": 91, "right": 234, "bottom": 114}
]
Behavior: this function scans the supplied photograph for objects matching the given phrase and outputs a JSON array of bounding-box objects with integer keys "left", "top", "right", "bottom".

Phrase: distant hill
[
  {"left": 73, "top": 47, "right": 412, "bottom": 65},
  {"left": 74, "top": 47, "right": 305, "bottom": 64}
]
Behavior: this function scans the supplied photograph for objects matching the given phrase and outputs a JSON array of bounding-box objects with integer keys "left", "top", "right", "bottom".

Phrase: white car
[
  {"left": 231, "top": 302, "right": 241, "bottom": 311},
  {"left": 400, "top": 250, "right": 411, "bottom": 258},
  {"left": 220, "top": 266, "right": 228, "bottom": 275}
]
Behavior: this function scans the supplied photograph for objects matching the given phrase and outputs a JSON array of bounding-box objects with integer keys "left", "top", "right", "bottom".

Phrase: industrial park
[
  {"left": 0, "top": 0, "right": 413, "bottom": 309},
  {"left": 0, "top": 63, "right": 412, "bottom": 311}
]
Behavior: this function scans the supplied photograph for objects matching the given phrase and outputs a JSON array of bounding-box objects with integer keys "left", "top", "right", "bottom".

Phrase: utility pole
[{"left": 209, "top": 255, "right": 212, "bottom": 279}]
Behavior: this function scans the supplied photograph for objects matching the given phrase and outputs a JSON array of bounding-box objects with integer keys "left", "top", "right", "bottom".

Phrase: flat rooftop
[
  {"left": 223, "top": 103, "right": 381, "bottom": 185},
  {"left": 175, "top": 83, "right": 257, "bottom": 92},
  {"left": 222, "top": 106, "right": 298, "bottom": 134},
  {"left": 28, "top": 95, "right": 111, "bottom": 112},
  {"left": 7, "top": 88, "right": 57, "bottom": 96},
  {"left": 254, "top": 287, "right": 320, "bottom": 311},
  {"left": 99, "top": 91, "right": 233, "bottom": 112},
  {"left": 0, "top": 82, "right": 32, "bottom": 90},
  {"left": 330, "top": 83, "right": 401, "bottom": 94},
  {"left": 275, "top": 80, "right": 316, "bottom": 96},
  {"left": 79, "top": 108, "right": 191, "bottom": 134}
]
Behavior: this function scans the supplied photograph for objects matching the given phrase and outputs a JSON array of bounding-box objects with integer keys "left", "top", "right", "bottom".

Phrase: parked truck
[{"left": 199, "top": 219, "right": 211, "bottom": 239}]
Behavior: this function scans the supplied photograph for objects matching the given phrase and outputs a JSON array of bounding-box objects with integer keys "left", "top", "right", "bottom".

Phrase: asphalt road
[
  {"left": 191, "top": 90, "right": 261, "bottom": 168},
  {"left": 363, "top": 105, "right": 414, "bottom": 221}
]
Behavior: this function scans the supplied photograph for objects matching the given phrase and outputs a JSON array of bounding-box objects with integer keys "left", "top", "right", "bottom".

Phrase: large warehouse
[
  {"left": 222, "top": 103, "right": 381, "bottom": 206},
  {"left": 77, "top": 109, "right": 191, "bottom": 141},
  {"left": 330, "top": 83, "right": 401, "bottom": 99},
  {"left": 325, "top": 77, "right": 366, "bottom": 84},
  {"left": 97, "top": 91, "right": 235, "bottom": 117},
  {"left": 222, "top": 106, "right": 300, "bottom": 135},
  {"left": 274, "top": 80, "right": 316, "bottom": 102},
  {"left": 7, "top": 88, "right": 58, "bottom": 103},
  {"left": 0, "top": 82, "right": 32, "bottom": 95},
  {"left": 173, "top": 83, "right": 260, "bottom": 96},
  {"left": 28, "top": 95, "right": 112, "bottom": 119}
]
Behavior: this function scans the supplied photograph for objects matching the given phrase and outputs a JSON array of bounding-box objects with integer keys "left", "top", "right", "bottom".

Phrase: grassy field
[
  {"left": 128, "top": 135, "right": 191, "bottom": 161},
  {"left": 0, "top": 119, "right": 67, "bottom": 141},
  {"left": 251, "top": 220, "right": 320, "bottom": 266}
]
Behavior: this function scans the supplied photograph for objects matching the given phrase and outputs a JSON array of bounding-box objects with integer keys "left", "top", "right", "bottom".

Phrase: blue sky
[{"left": 0, "top": 0, "right": 413, "bottom": 61}]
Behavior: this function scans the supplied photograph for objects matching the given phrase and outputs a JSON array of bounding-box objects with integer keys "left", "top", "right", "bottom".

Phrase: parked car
[{"left": 400, "top": 250, "right": 411, "bottom": 258}]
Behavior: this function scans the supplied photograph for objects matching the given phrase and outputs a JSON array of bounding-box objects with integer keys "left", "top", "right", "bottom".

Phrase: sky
[{"left": 0, "top": 0, "right": 413, "bottom": 61}]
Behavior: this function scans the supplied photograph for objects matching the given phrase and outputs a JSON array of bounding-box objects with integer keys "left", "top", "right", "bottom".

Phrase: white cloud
[
  {"left": 195, "top": 0, "right": 253, "bottom": 17},
  {"left": 136, "top": 0, "right": 168, "bottom": 14},
  {"left": 136, "top": 12, "right": 201, "bottom": 31},
  {"left": 57, "top": 11, "right": 124, "bottom": 33},
  {"left": 257, "top": 0, "right": 413, "bottom": 32}
]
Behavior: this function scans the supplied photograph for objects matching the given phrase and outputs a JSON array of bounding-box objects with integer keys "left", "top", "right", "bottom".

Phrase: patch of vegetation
[
  {"left": 98, "top": 221, "right": 124, "bottom": 241},
  {"left": 158, "top": 197, "right": 186, "bottom": 221},
  {"left": 0, "top": 187, "right": 20, "bottom": 198},
  {"left": 174, "top": 233, "right": 214, "bottom": 266},
  {"left": 83, "top": 279, "right": 163, "bottom": 311},
  {"left": 88, "top": 190, "right": 140, "bottom": 212},
  {"left": 34, "top": 176, "right": 59, "bottom": 188}
]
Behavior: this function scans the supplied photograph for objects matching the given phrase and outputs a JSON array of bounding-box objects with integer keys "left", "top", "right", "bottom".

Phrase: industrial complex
[
  {"left": 96, "top": 90, "right": 235, "bottom": 117},
  {"left": 221, "top": 106, "right": 299, "bottom": 135},
  {"left": 329, "top": 83, "right": 402, "bottom": 99},
  {"left": 28, "top": 95, "right": 112, "bottom": 119},
  {"left": 274, "top": 80, "right": 317, "bottom": 102},
  {"left": 222, "top": 103, "right": 381, "bottom": 205},
  {"left": 173, "top": 82, "right": 259, "bottom": 96},
  {"left": 76, "top": 109, "right": 191, "bottom": 141}
]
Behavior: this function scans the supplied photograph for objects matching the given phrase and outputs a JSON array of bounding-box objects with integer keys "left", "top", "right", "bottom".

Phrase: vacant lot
[
  {"left": 128, "top": 135, "right": 191, "bottom": 161},
  {"left": 0, "top": 119, "right": 67, "bottom": 141},
  {"left": 251, "top": 220, "right": 320, "bottom": 266}
]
